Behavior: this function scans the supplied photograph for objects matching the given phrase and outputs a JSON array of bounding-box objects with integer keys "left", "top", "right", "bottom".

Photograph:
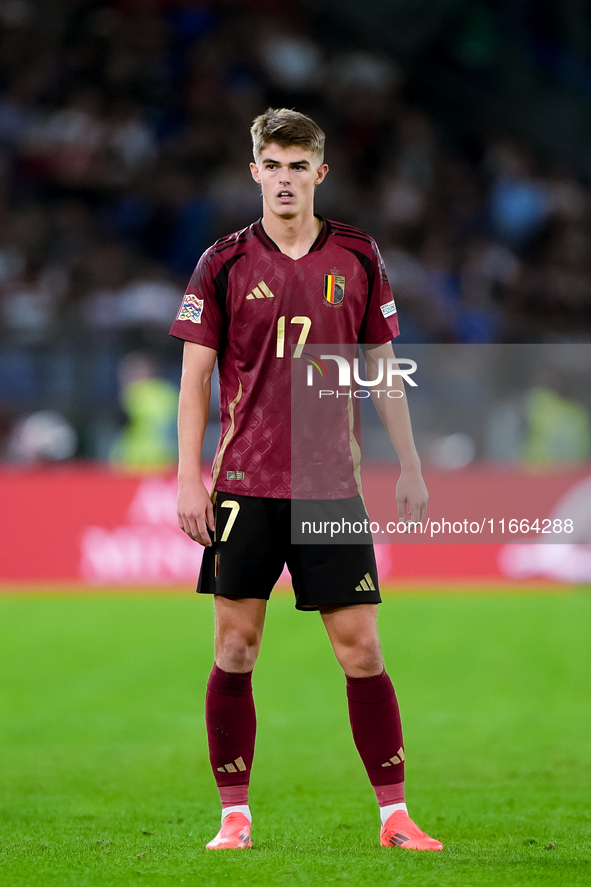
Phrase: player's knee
[
  {"left": 216, "top": 627, "right": 261, "bottom": 672},
  {"left": 336, "top": 635, "right": 382, "bottom": 676}
]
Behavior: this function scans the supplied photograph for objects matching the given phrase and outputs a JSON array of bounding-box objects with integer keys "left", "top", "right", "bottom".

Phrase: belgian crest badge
[{"left": 324, "top": 270, "right": 345, "bottom": 306}]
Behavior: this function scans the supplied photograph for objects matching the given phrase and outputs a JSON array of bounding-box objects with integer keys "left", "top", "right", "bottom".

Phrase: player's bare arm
[
  {"left": 177, "top": 341, "right": 217, "bottom": 546},
  {"left": 364, "top": 341, "right": 428, "bottom": 524}
]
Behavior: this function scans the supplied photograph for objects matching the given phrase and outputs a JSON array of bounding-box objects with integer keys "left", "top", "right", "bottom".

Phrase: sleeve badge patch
[
  {"left": 380, "top": 299, "right": 397, "bottom": 318},
  {"left": 177, "top": 293, "right": 204, "bottom": 323}
]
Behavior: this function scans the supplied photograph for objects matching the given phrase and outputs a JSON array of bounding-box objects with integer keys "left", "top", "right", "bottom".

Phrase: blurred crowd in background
[{"left": 0, "top": 0, "right": 590, "bottom": 466}]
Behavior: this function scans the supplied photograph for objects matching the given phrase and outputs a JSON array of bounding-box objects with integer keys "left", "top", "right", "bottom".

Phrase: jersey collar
[{"left": 254, "top": 216, "right": 329, "bottom": 254}]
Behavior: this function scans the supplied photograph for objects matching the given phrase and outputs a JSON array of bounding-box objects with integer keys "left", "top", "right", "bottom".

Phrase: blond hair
[{"left": 250, "top": 108, "right": 325, "bottom": 162}]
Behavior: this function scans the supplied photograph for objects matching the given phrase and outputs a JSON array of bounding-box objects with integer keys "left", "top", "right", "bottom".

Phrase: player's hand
[
  {"left": 177, "top": 479, "right": 215, "bottom": 546},
  {"left": 396, "top": 466, "right": 428, "bottom": 528}
]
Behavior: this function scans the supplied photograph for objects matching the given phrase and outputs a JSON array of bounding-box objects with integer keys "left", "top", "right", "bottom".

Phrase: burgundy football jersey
[{"left": 170, "top": 218, "right": 399, "bottom": 498}]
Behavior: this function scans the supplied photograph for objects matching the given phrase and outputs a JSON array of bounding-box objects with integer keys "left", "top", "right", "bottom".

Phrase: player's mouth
[{"left": 277, "top": 190, "right": 294, "bottom": 203}]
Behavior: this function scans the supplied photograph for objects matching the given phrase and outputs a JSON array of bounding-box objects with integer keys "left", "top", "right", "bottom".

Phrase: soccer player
[{"left": 170, "top": 108, "right": 442, "bottom": 852}]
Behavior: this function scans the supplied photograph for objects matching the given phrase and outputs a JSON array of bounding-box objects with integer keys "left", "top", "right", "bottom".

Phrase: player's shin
[
  {"left": 346, "top": 670, "right": 405, "bottom": 810},
  {"left": 205, "top": 664, "right": 256, "bottom": 816}
]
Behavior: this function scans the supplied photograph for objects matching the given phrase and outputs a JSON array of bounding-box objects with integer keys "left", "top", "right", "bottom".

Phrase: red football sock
[
  {"left": 206, "top": 664, "right": 256, "bottom": 808},
  {"left": 346, "top": 670, "right": 405, "bottom": 806}
]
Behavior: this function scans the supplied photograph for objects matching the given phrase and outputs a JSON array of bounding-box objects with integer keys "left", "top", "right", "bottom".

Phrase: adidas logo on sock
[
  {"left": 246, "top": 281, "right": 274, "bottom": 300},
  {"left": 381, "top": 747, "right": 405, "bottom": 768},
  {"left": 355, "top": 572, "right": 376, "bottom": 591},
  {"left": 217, "top": 757, "right": 247, "bottom": 774}
]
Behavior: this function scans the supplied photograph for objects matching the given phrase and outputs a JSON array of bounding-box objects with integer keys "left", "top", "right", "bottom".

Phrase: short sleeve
[
  {"left": 358, "top": 240, "right": 400, "bottom": 345},
  {"left": 169, "top": 248, "right": 224, "bottom": 351}
]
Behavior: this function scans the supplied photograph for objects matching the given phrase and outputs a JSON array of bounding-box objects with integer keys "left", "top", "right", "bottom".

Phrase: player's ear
[
  {"left": 250, "top": 162, "right": 261, "bottom": 184},
  {"left": 314, "top": 163, "right": 329, "bottom": 186}
]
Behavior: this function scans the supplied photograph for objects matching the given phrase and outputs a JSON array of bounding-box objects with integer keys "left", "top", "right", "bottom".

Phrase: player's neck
[{"left": 260, "top": 210, "right": 322, "bottom": 260}]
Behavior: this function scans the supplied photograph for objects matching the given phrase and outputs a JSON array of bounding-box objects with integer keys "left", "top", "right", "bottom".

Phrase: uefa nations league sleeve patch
[{"left": 177, "top": 293, "right": 204, "bottom": 323}]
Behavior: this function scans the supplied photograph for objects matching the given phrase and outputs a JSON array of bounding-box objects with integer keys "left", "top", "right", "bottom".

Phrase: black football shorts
[{"left": 197, "top": 493, "right": 381, "bottom": 611}]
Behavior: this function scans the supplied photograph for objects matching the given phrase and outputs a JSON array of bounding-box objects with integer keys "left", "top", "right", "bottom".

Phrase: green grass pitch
[{"left": 0, "top": 589, "right": 590, "bottom": 887}]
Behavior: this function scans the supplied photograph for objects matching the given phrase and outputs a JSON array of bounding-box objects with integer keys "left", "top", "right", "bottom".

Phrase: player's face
[{"left": 250, "top": 143, "right": 328, "bottom": 220}]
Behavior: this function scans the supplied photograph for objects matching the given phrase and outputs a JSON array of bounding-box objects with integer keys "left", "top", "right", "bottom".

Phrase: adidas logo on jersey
[
  {"left": 355, "top": 572, "right": 376, "bottom": 591},
  {"left": 381, "top": 747, "right": 405, "bottom": 768},
  {"left": 246, "top": 280, "right": 274, "bottom": 300},
  {"left": 217, "top": 756, "right": 247, "bottom": 774}
]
